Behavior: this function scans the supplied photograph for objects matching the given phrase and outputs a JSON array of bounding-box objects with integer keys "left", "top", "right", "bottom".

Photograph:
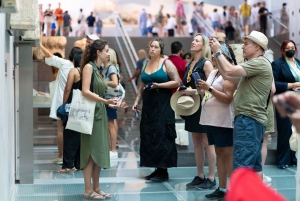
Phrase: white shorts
[{"left": 44, "top": 16, "right": 52, "bottom": 23}]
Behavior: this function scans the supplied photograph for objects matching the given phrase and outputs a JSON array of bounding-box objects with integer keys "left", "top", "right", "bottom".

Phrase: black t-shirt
[
  {"left": 87, "top": 15, "right": 96, "bottom": 27},
  {"left": 259, "top": 7, "right": 268, "bottom": 21},
  {"left": 225, "top": 26, "right": 235, "bottom": 40}
]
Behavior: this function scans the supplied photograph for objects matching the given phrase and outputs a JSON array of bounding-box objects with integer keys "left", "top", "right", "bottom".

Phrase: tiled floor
[{"left": 12, "top": 113, "right": 296, "bottom": 201}]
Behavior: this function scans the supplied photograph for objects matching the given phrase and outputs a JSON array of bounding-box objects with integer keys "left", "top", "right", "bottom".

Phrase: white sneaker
[
  {"left": 53, "top": 156, "right": 63, "bottom": 164},
  {"left": 110, "top": 151, "right": 118, "bottom": 159},
  {"left": 263, "top": 174, "right": 272, "bottom": 183}
]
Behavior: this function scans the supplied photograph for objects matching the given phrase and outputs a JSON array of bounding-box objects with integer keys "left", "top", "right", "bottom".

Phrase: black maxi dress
[{"left": 139, "top": 61, "right": 177, "bottom": 168}]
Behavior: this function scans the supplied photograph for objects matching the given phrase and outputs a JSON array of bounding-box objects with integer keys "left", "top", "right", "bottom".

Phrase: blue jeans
[
  {"left": 140, "top": 28, "right": 147, "bottom": 36},
  {"left": 233, "top": 115, "right": 265, "bottom": 172}
]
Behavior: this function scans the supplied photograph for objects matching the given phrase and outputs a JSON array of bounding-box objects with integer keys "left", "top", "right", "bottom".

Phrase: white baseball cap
[{"left": 85, "top": 34, "right": 100, "bottom": 41}]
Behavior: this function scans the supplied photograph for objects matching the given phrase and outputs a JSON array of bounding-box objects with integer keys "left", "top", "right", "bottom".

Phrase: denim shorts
[
  {"left": 106, "top": 106, "right": 117, "bottom": 120},
  {"left": 206, "top": 126, "right": 233, "bottom": 148},
  {"left": 233, "top": 115, "right": 265, "bottom": 172}
]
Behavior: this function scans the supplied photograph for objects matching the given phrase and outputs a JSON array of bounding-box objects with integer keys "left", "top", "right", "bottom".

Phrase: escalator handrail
[
  {"left": 113, "top": 13, "right": 138, "bottom": 93},
  {"left": 114, "top": 12, "right": 139, "bottom": 62}
]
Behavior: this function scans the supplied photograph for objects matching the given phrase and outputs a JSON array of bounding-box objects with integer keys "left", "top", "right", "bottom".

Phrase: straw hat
[
  {"left": 242, "top": 31, "right": 268, "bottom": 51},
  {"left": 170, "top": 91, "right": 200, "bottom": 116}
]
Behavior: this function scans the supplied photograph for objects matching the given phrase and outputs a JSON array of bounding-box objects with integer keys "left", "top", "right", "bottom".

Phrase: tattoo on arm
[
  {"left": 165, "top": 60, "right": 180, "bottom": 82},
  {"left": 135, "top": 85, "right": 144, "bottom": 104}
]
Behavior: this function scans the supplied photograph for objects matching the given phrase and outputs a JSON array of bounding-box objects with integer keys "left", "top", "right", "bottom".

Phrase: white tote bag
[{"left": 66, "top": 89, "right": 96, "bottom": 135}]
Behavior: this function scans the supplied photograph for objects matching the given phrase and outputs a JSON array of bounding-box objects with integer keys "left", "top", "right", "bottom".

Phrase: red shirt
[{"left": 168, "top": 55, "right": 186, "bottom": 81}]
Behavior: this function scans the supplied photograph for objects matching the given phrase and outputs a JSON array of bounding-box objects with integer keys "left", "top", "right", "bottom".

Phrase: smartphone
[
  {"left": 179, "top": 86, "right": 187, "bottom": 91},
  {"left": 278, "top": 99, "right": 295, "bottom": 113},
  {"left": 145, "top": 84, "right": 152, "bottom": 89},
  {"left": 192, "top": 72, "right": 201, "bottom": 83},
  {"left": 134, "top": 107, "right": 140, "bottom": 120}
]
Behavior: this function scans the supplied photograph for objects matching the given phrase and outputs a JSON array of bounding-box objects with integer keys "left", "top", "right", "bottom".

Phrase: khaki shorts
[{"left": 242, "top": 17, "right": 250, "bottom": 26}]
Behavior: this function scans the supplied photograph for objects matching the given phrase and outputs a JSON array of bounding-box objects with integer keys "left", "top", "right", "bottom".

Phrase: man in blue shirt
[
  {"left": 139, "top": 9, "right": 148, "bottom": 36},
  {"left": 86, "top": 12, "right": 96, "bottom": 34}
]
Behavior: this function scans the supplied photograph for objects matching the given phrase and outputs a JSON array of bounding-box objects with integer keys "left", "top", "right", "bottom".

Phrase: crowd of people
[
  {"left": 38, "top": 1, "right": 298, "bottom": 200},
  {"left": 138, "top": 0, "right": 289, "bottom": 42},
  {"left": 128, "top": 30, "right": 298, "bottom": 200},
  {"left": 39, "top": 3, "right": 103, "bottom": 37}
]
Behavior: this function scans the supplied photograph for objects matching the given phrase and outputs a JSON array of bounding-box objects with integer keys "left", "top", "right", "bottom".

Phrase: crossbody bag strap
[
  {"left": 262, "top": 56, "right": 272, "bottom": 109},
  {"left": 105, "top": 65, "right": 120, "bottom": 84}
]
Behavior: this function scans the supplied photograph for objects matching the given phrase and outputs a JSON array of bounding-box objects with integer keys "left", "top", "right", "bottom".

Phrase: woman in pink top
[
  {"left": 175, "top": 0, "right": 186, "bottom": 36},
  {"left": 197, "top": 42, "right": 238, "bottom": 200}
]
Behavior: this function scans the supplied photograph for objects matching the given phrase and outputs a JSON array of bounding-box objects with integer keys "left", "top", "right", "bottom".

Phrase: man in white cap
[
  {"left": 74, "top": 34, "right": 100, "bottom": 51},
  {"left": 85, "top": 34, "right": 100, "bottom": 46},
  {"left": 209, "top": 31, "right": 273, "bottom": 178}
]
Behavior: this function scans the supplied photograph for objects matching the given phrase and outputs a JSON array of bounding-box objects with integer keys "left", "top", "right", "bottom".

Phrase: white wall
[{"left": 0, "top": 14, "right": 15, "bottom": 201}]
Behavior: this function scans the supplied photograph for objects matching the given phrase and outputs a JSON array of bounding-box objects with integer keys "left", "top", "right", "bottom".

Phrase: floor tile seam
[
  {"left": 34, "top": 158, "right": 140, "bottom": 164},
  {"left": 34, "top": 177, "right": 151, "bottom": 184},
  {"left": 15, "top": 191, "right": 175, "bottom": 197},
  {"left": 286, "top": 167, "right": 297, "bottom": 174},
  {"left": 163, "top": 181, "right": 187, "bottom": 201}
]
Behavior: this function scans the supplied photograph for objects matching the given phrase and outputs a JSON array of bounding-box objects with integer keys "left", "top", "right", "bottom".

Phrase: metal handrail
[
  {"left": 114, "top": 12, "right": 138, "bottom": 62},
  {"left": 194, "top": 13, "right": 214, "bottom": 35},
  {"left": 269, "top": 12, "right": 288, "bottom": 30},
  {"left": 113, "top": 13, "right": 138, "bottom": 93}
]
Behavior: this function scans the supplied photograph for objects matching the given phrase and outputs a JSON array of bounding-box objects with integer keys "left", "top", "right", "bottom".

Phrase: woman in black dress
[
  {"left": 132, "top": 39, "right": 180, "bottom": 182},
  {"left": 182, "top": 33, "right": 217, "bottom": 189}
]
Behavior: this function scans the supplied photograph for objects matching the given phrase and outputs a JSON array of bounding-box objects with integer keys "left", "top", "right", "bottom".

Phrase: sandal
[
  {"left": 83, "top": 191, "right": 105, "bottom": 200},
  {"left": 58, "top": 167, "right": 76, "bottom": 173},
  {"left": 95, "top": 189, "right": 111, "bottom": 198}
]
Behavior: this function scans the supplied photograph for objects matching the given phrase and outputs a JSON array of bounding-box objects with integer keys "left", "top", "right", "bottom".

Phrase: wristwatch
[
  {"left": 215, "top": 52, "right": 222, "bottom": 58},
  {"left": 208, "top": 86, "right": 214, "bottom": 92}
]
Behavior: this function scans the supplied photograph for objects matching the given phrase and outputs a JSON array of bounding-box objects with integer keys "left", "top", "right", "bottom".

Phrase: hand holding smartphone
[
  {"left": 278, "top": 99, "right": 295, "bottom": 113},
  {"left": 192, "top": 72, "right": 201, "bottom": 83},
  {"left": 134, "top": 107, "right": 140, "bottom": 120}
]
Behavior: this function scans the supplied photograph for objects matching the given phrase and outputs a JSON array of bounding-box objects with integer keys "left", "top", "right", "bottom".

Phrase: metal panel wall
[{"left": 16, "top": 42, "right": 34, "bottom": 184}]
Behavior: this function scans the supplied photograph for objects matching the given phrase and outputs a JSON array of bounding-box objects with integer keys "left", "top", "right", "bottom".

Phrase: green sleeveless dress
[{"left": 80, "top": 62, "right": 110, "bottom": 169}]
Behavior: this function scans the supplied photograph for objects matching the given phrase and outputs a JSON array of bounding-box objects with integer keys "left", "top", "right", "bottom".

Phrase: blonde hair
[
  {"left": 107, "top": 48, "right": 118, "bottom": 67},
  {"left": 193, "top": 33, "right": 212, "bottom": 60},
  {"left": 138, "top": 49, "right": 147, "bottom": 60}
]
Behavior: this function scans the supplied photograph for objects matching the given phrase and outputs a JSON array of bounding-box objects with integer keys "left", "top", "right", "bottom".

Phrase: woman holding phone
[
  {"left": 181, "top": 33, "right": 216, "bottom": 189},
  {"left": 198, "top": 42, "right": 238, "bottom": 199},
  {"left": 80, "top": 39, "right": 128, "bottom": 199},
  {"left": 132, "top": 39, "right": 180, "bottom": 182}
]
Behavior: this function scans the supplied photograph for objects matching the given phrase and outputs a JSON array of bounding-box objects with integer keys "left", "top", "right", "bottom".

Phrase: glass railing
[{"left": 269, "top": 10, "right": 289, "bottom": 45}]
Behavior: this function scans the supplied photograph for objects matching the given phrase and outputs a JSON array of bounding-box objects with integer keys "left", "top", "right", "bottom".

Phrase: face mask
[{"left": 286, "top": 50, "right": 295, "bottom": 58}]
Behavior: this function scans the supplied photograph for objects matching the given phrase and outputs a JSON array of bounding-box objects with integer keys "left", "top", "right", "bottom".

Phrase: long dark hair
[
  {"left": 225, "top": 41, "right": 237, "bottom": 65},
  {"left": 80, "top": 39, "right": 108, "bottom": 71}
]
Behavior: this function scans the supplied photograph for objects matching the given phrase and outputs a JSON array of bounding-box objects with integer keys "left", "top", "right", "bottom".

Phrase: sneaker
[
  {"left": 53, "top": 156, "right": 63, "bottom": 165},
  {"left": 145, "top": 169, "right": 158, "bottom": 180},
  {"left": 196, "top": 178, "right": 216, "bottom": 190},
  {"left": 263, "top": 174, "right": 272, "bottom": 183},
  {"left": 110, "top": 151, "right": 118, "bottom": 159},
  {"left": 186, "top": 176, "right": 206, "bottom": 188},
  {"left": 205, "top": 188, "right": 225, "bottom": 199}
]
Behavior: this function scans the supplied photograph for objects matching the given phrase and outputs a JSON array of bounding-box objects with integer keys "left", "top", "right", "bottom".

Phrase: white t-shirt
[
  {"left": 166, "top": 17, "right": 176, "bottom": 29},
  {"left": 210, "top": 12, "right": 220, "bottom": 22},
  {"left": 200, "top": 70, "right": 234, "bottom": 128},
  {"left": 45, "top": 56, "right": 74, "bottom": 119}
]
